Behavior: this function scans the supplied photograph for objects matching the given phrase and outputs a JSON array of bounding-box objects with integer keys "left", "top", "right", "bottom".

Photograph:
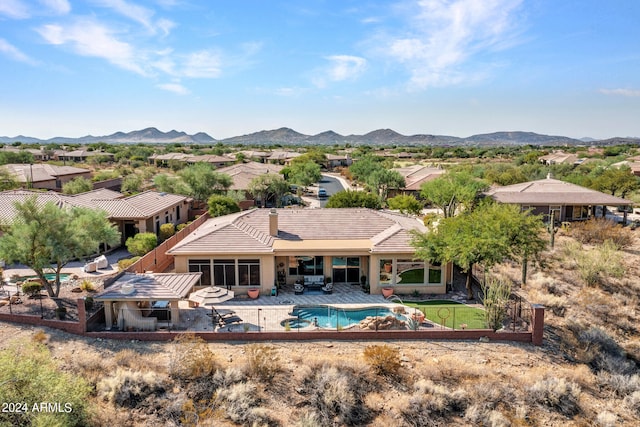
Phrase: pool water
[
  {"left": 15, "top": 273, "right": 71, "bottom": 283},
  {"left": 289, "top": 305, "right": 402, "bottom": 329}
]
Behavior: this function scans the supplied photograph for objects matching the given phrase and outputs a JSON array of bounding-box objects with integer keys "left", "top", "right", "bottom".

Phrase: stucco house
[
  {"left": 485, "top": 175, "right": 633, "bottom": 222},
  {"left": 390, "top": 165, "right": 445, "bottom": 198},
  {"left": 167, "top": 208, "right": 449, "bottom": 297},
  {"left": 2, "top": 163, "right": 92, "bottom": 190}
]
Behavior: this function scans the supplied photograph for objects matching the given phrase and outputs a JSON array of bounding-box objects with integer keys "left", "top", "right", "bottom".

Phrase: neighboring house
[
  {"left": 0, "top": 189, "right": 191, "bottom": 245},
  {"left": 0, "top": 146, "right": 52, "bottom": 161},
  {"left": 217, "top": 161, "right": 283, "bottom": 191},
  {"left": 389, "top": 165, "right": 445, "bottom": 197},
  {"left": 611, "top": 160, "right": 640, "bottom": 177},
  {"left": 149, "top": 152, "right": 234, "bottom": 168},
  {"left": 167, "top": 208, "right": 449, "bottom": 296},
  {"left": 235, "top": 150, "right": 270, "bottom": 163},
  {"left": 538, "top": 151, "right": 583, "bottom": 166},
  {"left": 1, "top": 163, "right": 91, "bottom": 190},
  {"left": 55, "top": 149, "right": 114, "bottom": 162},
  {"left": 324, "top": 153, "right": 352, "bottom": 170},
  {"left": 485, "top": 175, "right": 633, "bottom": 222},
  {"left": 266, "top": 151, "right": 300, "bottom": 165}
]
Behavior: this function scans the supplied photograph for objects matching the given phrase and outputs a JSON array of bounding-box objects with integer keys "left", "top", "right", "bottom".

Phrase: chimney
[{"left": 269, "top": 208, "right": 278, "bottom": 237}]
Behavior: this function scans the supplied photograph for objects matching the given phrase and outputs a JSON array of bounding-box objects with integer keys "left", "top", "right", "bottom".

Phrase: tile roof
[
  {"left": 2, "top": 163, "right": 90, "bottom": 183},
  {"left": 0, "top": 189, "right": 187, "bottom": 222},
  {"left": 94, "top": 272, "right": 201, "bottom": 301},
  {"left": 486, "top": 177, "right": 633, "bottom": 205},
  {"left": 216, "top": 162, "right": 283, "bottom": 190},
  {"left": 168, "top": 208, "right": 426, "bottom": 255},
  {"left": 393, "top": 165, "right": 445, "bottom": 191}
]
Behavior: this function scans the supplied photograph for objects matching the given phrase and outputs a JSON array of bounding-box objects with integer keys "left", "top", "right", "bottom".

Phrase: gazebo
[{"left": 95, "top": 272, "right": 201, "bottom": 331}]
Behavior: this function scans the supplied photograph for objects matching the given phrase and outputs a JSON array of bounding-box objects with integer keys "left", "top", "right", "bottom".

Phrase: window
[
  {"left": 379, "top": 259, "right": 393, "bottom": 285},
  {"left": 238, "top": 259, "right": 260, "bottom": 286},
  {"left": 188, "top": 259, "right": 211, "bottom": 286},
  {"left": 428, "top": 262, "right": 442, "bottom": 284},
  {"left": 332, "top": 257, "right": 360, "bottom": 283},
  {"left": 213, "top": 260, "right": 235, "bottom": 289},
  {"left": 289, "top": 256, "right": 323, "bottom": 276},
  {"left": 397, "top": 259, "right": 425, "bottom": 285}
]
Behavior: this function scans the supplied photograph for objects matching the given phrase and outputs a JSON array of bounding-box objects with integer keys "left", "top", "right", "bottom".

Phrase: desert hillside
[{"left": 1, "top": 224, "right": 639, "bottom": 426}]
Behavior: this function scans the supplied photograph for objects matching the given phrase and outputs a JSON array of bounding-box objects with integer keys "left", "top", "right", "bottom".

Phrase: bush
[
  {"left": 215, "top": 381, "right": 274, "bottom": 425},
  {"left": 245, "top": 344, "right": 281, "bottom": 382},
  {"left": 399, "top": 379, "right": 468, "bottom": 426},
  {"left": 301, "top": 364, "right": 373, "bottom": 426},
  {"left": 159, "top": 223, "right": 175, "bottom": 241},
  {"left": 527, "top": 377, "right": 582, "bottom": 417},
  {"left": 0, "top": 341, "right": 91, "bottom": 426},
  {"left": 481, "top": 276, "right": 512, "bottom": 331},
  {"left": 207, "top": 194, "right": 241, "bottom": 217},
  {"left": 569, "top": 218, "right": 633, "bottom": 248},
  {"left": 79, "top": 278, "right": 96, "bottom": 292},
  {"left": 117, "top": 256, "right": 141, "bottom": 270},
  {"left": 21, "top": 280, "right": 43, "bottom": 297},
  {"left": 170, "top": 333, "right": 220, "bottom": 381},
  {"left": 575, "top": 326, "right": 636, "bottom": 374},
  {"left": 125, "top": 232, "right": 157, "bottom": 256},
  {"left": 563, "top": 240, "right": 624, "bottom": 287},
  {"left": 624, "top": 391, "right": 640, "bottom": 414},
  {"left": 97, "top": 368, "right": 168, "bottom": 408},
  {"left": 363, "top": 344, "right": 402, "bottom": 377}
]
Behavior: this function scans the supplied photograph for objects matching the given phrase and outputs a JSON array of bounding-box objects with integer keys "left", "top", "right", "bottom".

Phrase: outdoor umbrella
[{"left": 188, "top": 286, "right": 235, "bottom": 307}]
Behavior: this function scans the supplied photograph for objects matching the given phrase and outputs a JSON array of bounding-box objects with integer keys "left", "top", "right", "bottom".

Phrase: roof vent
[{"left": 120, "top": 283, "right": 135, "bottom": 295}]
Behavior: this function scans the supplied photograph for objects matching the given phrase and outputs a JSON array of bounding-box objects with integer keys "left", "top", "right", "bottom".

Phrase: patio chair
[
  {"left": 211, "top": 307, "right": 237, "bottom": 322},
  {"left": 217, "top": 314, "right": 243, "bottom": 328},
  {"left": 322, "top": 283, "right": 333, "bottom": 294},
  {"left": 294, "top": 283, "right": 304, "bottom": 295}
]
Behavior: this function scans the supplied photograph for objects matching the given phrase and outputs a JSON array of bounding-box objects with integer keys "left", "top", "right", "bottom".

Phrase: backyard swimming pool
[
  {"left": 12, "top": 273, "right": 71, "bottom": 283},
  {"left": 288, "top": 305, "right": 403, "bottom": 329}
]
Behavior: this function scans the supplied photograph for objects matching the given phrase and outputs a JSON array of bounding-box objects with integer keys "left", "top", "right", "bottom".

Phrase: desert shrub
[
  {"left": 117, "top": 256, "right": 141, "bottom": 270},
  {"left": 563, "top": 240, "right": 624, "bottom": 287},
  {"left": 113, "top": 349, "right": 144, "bottom": 370},
  {"left": 79, "top": 278, "right": 96, "bottom": 292},
  {"left": 176, "top": 222, "right": 188, "bottom": 231},
  {"left": 569, "top": 218, "right": 633, "bottom": 248},
  {"left": 481, "top": 276, "right": 511, "bottom": 331},
  {"left": 215, "top": 381, "right": 274, "bottom": 426},
  {"left": 31, "top": 329, "right": 48, "bottom": 344},
  {"left": 170, "top": 333, "right": 220, "bottom": 381},
  {"left": 0, "top": 341, "right": 91, "bottom": 426},
  {"left": 464, "top": 405, "right": 510, "bottom": 427},
  {"left": 596, "top": 372, "right": 640, "bottom": 396},
  {"left": 363, "top": 344, "right": 402, "bottom": 377},
  {"left": 595, "top": 410, "right": 618, "bottom": 427},
  {"left": 575, "top": 326, "right": 636, "bottom": 374},
  {"left": 21, "top": 280, "right": 42, "bottom": 297},
  {"left": 159, "top": 223, "right": 175, "bottom": 241},
  {"left": 399, "top": 379, "right": 468, "bottom": 425},
  {"left": 245, "top": 344, "right": 281, "bottom": 382},
  {"left": 527, "top": 377, "right": 582, "bottom": 417},
  {"left": 301, "top": 364, "right": 373, "bottom": 426},
  {"left": 97, "top": 368, "right": 168, "bottom": 408},
  {"left": 125, "top": 232, "right": 157, "bottom": 256},
  {"left": 624, "top": 391, "right": 640, "bottom": 414}
]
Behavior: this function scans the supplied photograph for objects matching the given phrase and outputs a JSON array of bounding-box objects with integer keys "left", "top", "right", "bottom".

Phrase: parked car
[{"left": 317, "top": 188, "right": 327, "bottom": 198}]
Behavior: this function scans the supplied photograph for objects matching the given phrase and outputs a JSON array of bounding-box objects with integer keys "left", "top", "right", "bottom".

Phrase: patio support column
[
  {"left": 170, "top": 301, "right": 180, "bottom": 323},
  {"left": 104, "top": 301, "right": 113, "bottom": 330}
]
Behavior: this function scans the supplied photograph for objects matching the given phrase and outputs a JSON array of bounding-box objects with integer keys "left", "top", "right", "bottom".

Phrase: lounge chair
[
  {"left": 217, "top": 314, "right": 243, "bottom": 328},
  {"left": 211, "top": 307, "right": 237, "bottom": 322}
]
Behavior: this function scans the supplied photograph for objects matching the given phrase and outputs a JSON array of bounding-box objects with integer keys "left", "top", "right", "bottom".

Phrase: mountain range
[{"left": 1, "top": 127, "right": 638, "bottom": 146}]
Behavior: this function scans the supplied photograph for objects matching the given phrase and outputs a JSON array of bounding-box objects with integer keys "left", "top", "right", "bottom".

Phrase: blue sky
[{"left": 1, "top": 0, "right": 639, "bottom": 140}]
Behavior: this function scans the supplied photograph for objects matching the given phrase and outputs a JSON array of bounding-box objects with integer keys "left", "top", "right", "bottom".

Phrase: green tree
[
  {"left": 247, "top": 174, "right": 289, "bottom": 208},
  {"left": 125, "top": 232, "right": 158, "bottom": 257},
  {"left": 365, "top": 168, "right": 405, "bottom": 200},
  {"left": 593, "top": 166, "right": 639, "bottom": 198},
  {"left": 0, "top": 167, "right": 19, "bottom": 191},
  {"left": 325, "top": 190, "right": 381, "bottom": 209},
  {"left": 179, "top": 162, "right": 232, "bottom": 201},
  {"left": 412, "top": 201, "right": 546, "bottom": 299},
  {"left": 208, "top": 194, "right": 241, "bottom": 217},
  {"left": 159, "top": 223, "right": 175, "bottom": 241},
  {"left": 153, "top": 173, "right": 190, "bottom": 195},
  {"left": 62, "top": 176, "right": 93, "bottom": 194},
  {"left": 287, "top": 160, "right": 321, "bottom": 187},
  {"left": 0, "top": 341, "right": 91, "bottom": 426},
  {"left": 0, "top": 198, "right": 120, "bottom": 297},
  {"left": 387, "top": 194, "right": 423, "bottom": 215},
  {"left": 349, "top": 154, "right": 380, "bottom": 183},
  {"left": 121, "top": 173, "right": 143, "bottom": 194},
  {"left": 420, "top": 171, "right": 488, "bottom": 217}
]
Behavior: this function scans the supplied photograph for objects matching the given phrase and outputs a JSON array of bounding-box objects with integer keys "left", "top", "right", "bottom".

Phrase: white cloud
[
  {"left": 600, "top": 88, "right": 640, "bottom": 97},
  {"left": 0, "top": 38, "right": 37, "bottom": 64},
  {"left": 181, "top": 50, "right": 222, "bottom": 78},
  {"left": 0, "top": 0, "right": 30, "bottom": 19},
  {"left": 157, "top": 82, "right": 190, "bottom": 95},
  {"left": 382, "top": 0, "right": 524, "bottom": 89},
  {"left": 39, "top": 0, "right": 71, "bottom": 15},
  {"left": 37, "top": 19, "right": 145, "bottom": 75},
  {"left": 94, "top": 0, "right": 175, "bottom": 35},
  {"left": 313, "top": 55, "right": 367, "bottom": 88}
]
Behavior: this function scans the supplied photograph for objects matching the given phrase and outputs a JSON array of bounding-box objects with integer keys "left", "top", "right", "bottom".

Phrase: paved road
[{"left": 318, "top": 175, "right": 345, "bottom": 207}]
